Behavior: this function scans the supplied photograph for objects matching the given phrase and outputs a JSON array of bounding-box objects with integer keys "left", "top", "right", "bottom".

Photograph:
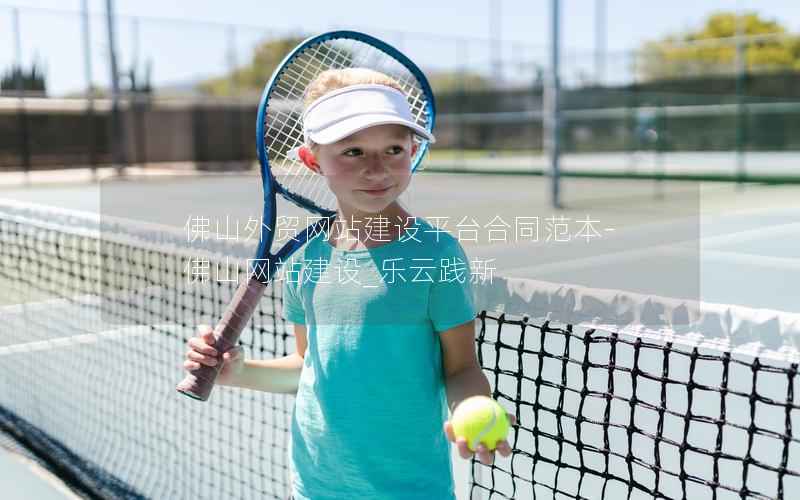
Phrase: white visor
[{"left": 302, "top": 83, "right": 435, "bottom": 145}]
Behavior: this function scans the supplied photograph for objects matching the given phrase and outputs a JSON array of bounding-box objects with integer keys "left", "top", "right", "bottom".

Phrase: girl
[{"left": 184, "top": 68, "right": 514, "bottom": 500}]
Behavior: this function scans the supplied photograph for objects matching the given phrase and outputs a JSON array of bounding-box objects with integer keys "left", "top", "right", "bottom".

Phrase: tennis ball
[{"left": 451, "top": 396, "right": 510, "bottom": 452}]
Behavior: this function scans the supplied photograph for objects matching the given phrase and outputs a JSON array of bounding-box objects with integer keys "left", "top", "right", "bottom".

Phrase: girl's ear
[{"left": 298, "top": 146, "right": 320, "bottom": 173}]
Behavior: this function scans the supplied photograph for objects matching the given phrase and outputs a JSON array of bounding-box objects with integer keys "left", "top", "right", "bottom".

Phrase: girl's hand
[
  {"left": 444, "top": 413, "right": 516, "bottom": 465},
  {"left": 183, "top": 325, "right": 245, "bottom": 386}
]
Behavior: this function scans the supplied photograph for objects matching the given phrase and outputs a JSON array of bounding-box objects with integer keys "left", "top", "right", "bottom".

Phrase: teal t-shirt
[{"left": 281, "top": 217, "right": 476, "bottom": 500}]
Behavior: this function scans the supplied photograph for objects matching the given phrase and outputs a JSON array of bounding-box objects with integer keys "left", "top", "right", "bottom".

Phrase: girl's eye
[
  {"left": 342, "top": 148, "right": 363, "bottom": 157},
  {"left": 387, "top": 146, "right": 404, "bottom": 155}
]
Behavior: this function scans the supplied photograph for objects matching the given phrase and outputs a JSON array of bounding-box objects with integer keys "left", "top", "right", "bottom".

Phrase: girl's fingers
[
  {"left": 443, "top": 421, "right": 456, "bottom": 442},
  {"left": 460, "top": 441, "right": 513, "bottom": 463},
  {"left": 187, "top": 337, "right": 217, "bottom": 357},
  {"left": 496, "top": 441, "right": 512, "bottom": 457},
  {"left": 475, "top": 444, "right": 494, "bottom": 465},
  {"left": 456, "top": 439, "right": 472, "bottom": 460},
  {"left": 197, "top": 325, "right": 216, "bottom": 346},
  {"left": 186, "top": 350, "right": 217, "bottom": 366}
]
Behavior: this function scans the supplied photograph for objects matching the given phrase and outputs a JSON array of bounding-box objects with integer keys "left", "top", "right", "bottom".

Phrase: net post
[{"left": 545, "top": 0, "right": 562, "bottom": 209}]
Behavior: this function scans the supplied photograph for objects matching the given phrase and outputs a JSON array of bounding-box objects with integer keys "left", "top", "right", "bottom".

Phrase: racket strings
[
  {"left": 287, "top": 43, "right": 358, "bottom": 204},
  {"left": 264, "top": 38, "right": 432, "bottom": 213},
  {"left": 268, "top": 44, "right": 356, "bottom": 207}
]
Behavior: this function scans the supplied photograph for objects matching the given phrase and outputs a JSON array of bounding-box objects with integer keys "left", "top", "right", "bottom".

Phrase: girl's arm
[
  {"left": 440, "top": 319, "right": 515, "bottom": 465},
  {"left": 223, "top": 323, "right": 308, "bottom": 394},
  {"left": 440, "top": 319, "right": 491, "bottom": 409}
]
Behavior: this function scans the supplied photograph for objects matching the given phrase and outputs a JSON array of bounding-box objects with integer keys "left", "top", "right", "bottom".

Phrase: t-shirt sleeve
[
  {"left": 428, "top": 237, "right": 476, "bottom": 332},
  {"left": 281, "top": 259, "right": 306, "bottom": 325}
]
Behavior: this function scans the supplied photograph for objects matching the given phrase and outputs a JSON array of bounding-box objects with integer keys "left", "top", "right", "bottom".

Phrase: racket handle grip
[{"left": 176, "top": 277, "right": 267, "bottom": 401}]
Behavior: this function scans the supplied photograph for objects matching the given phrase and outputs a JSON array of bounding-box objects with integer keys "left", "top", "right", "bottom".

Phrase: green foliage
[
  {"left": 427, "top": 71, "right": 491, "bottom": 94},
  {"left": 198, "top": 35, "right": 482, "bottom": 97},
  {"left": 197, "top": 36, "right": 306, "bottom": 96},
  {"left": 0, "top": 61, "right": 46, "bottom": 95},
  {"left": 637, "top": 12, "right": 800, "bottom": 81}
]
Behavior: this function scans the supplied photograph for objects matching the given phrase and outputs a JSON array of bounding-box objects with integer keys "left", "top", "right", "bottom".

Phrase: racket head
[{"left": 255, "top": 30, "right": 436, "bottom": 219}]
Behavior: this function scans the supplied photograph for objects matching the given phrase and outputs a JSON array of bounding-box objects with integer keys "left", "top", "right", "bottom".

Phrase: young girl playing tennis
[{"left": 183, "top": 68, "right": 514, "bottom": 500}]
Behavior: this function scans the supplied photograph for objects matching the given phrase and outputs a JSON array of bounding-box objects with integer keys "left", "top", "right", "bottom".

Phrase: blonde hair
[{"left": 303, "top": 68, "right": 405, "bottom": 109}]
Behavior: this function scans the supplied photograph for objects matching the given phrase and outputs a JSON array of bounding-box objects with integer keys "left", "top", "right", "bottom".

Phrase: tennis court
[
  {"left": 1, "top": 164, "right": 798, "bottom": 499},
  {"left": 2, "top": 2, "right": 800, "bottom": 499}
]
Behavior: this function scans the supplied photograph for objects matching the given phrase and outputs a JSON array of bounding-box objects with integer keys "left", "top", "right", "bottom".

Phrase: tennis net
[{"left": 0, "top": 199, "right": 798, "bottom": 500}]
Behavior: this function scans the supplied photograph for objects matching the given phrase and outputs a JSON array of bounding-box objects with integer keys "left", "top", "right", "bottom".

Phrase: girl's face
[{"left": 313, "top": 124, "right": 418, "bottom": 217}]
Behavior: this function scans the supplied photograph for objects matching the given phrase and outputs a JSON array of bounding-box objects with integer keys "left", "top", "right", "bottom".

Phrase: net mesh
[
  {"left": 1, "top": 199, "right": 799, "bottom": 500},
  {"left": 0, "top": 201, "right": 294, "bottom": 500},
  {"left": 473, "top": 311, "right": 799, "bottom": 500}
]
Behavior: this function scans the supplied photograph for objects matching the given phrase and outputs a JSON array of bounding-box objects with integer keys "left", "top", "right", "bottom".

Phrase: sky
[{"left": 1, "top": 0, "right": 799, "bottom": 95}]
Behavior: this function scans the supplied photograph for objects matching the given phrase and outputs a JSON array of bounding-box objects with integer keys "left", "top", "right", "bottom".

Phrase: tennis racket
[{"left": 176, "top": 30, "right": 436, "bottom": 401}]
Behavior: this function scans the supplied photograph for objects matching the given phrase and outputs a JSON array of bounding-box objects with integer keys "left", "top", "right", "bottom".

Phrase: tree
[
  {"left": 199, "top": 35, "right": 493, "bottom": 98},
  {"left": 197, "top": 36, "right": 306, "bottom": 97},
  {"left": 427, "top": 71, "right": 491, "bottom": 94},
  {"left": 637, "top": 12, "right": 800, "bottom": 81},
  {"left": 0, "top": 60, "right": 47, "bottom": 96}
]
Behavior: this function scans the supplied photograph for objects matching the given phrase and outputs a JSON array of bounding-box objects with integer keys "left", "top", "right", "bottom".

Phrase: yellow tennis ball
[{"left": 451, "top": 396, "right": 510, "bottom": 452}]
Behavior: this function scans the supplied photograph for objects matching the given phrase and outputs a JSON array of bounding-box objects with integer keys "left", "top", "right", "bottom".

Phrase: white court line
[
  {"left": 0, "top": 285, "right": 175, "bottom": 316},
  {"left": 0, "top": 295, "right": 101, "bottom": 315},
  {"left": 0, "top": 449, "right": 84, "bottom": 500},
  {"left": 495, "top": 220, "right": 800, "bottom": 277},
  {"left": 699, "top": 221, "right": 800, "bottom": 248},
  {"left": 0, "top": 325, "right": 173, "bottom": 356},
  {"left": 698, "top": 250, "right": 800, "bottom": 270},
  {"left": 501, "top": 245, "right": 800, "bottom": 275}
]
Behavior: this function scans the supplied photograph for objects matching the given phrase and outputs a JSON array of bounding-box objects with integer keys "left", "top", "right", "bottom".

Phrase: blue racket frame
[{"left": 252, "top": 30, "right": 437, "bottom": 284}]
